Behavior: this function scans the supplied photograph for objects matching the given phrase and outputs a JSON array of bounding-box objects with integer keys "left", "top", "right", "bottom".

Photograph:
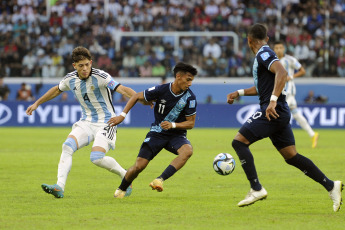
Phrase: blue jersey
[
  {"left": 59, "top": 68, "right": 119, "bottom": 123},
  {"left": 253, "top": 45, "right": 286, "bottom": 107},
  {"left": 143, "top": 83, "right": 197, "bottom": 135}
]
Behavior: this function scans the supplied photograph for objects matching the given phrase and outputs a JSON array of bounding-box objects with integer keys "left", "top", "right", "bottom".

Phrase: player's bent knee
[
  {"left": 62, "top": 137, "right": 77, "bottom": 155},
  {"left": 90, "top": 151, "right": 105, "bottom": 164},
  {"left": 179, "top": 145, "right": 193, "bottom": 158},
  {"left": 232, "top": 139, "right": 248, "bottom": 154}
]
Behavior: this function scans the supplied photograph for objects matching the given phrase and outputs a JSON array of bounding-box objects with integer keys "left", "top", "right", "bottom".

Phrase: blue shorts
[
  {"left": 138, "top": 131, "right": 191, "bottom": 161},
  {"left": 239, "top": 106, "right": 295, "bottom": 150}
]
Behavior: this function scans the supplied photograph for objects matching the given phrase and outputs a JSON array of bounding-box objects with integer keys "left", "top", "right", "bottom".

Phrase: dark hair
[
  {"left": 248, "top": 23, "right": 267, "bottom": 40},
  {"left": 173, "top": 62, "right": 197, "bottom": 78},
  {"left": 274, "top": 40, "right": 285, "bottom": 46},
  {"left": 72, "top": 46, "right": 92, "bottom": 63}
]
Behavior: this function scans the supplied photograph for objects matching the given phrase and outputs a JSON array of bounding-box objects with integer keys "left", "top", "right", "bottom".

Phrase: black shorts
[
  {"left": 138, "top": 131, "right": 191, "bottom": 161},
  {"left": 239, "top": 107, "right": 295, "bottom": 150}
]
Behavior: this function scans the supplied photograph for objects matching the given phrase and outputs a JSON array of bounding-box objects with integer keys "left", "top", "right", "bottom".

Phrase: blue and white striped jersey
[
  {"left": 280, "top": 54, "right": 302, "bottom": 96},
  {"left": 58, "top": 68, "right": 120, "bottom": 123},
  {"left": 144, "top": 83, "right": 197, "bottom": 135}
]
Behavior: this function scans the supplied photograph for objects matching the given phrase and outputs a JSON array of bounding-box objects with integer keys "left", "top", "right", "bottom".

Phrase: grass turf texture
[{"left": 1, "top": 127, "right": 344, "bottom": 230}]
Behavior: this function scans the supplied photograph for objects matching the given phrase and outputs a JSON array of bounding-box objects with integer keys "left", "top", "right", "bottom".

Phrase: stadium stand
[{"left": 0, "top": 0, "right": 344, "bottom": 79}]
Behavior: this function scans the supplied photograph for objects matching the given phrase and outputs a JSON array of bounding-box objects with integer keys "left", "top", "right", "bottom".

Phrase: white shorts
[
  {"left": 69, "top": 120, "right": 117, "bottom": 152},
  {"left": 286, "top": 94, "right": 297, "bottom": 109}
]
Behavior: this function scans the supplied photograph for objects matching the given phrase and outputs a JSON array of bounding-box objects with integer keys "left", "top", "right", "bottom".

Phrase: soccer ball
[{"left": 213, "top": 153, "right": 236, "bottom": 176}]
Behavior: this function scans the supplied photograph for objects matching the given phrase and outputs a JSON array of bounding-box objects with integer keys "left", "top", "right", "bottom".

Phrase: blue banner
[{"left": 0, "top": 102, "right": 344, "bottom": 128}]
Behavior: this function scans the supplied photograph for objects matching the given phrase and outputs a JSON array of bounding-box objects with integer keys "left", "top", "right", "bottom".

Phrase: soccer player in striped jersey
[
  {"left": 26, "top": 46, "right": 138, "bottom": 198},
  {"left": 107, "top": 62, "right": 198, "bottom": 198},
  {"left": 227, "top": 24, "right": 342, "bottom": 211},
  {"left": 273, "top": 41, "right": 319, "bottom": 148}
]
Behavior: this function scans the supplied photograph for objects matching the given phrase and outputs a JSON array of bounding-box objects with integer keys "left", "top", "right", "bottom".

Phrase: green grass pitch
[{"left": 1, "top": 127, "right": 345, "bottom": 229}]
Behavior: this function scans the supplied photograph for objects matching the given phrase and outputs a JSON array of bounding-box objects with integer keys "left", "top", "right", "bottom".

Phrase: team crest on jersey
[
  {"left": 90, "top": 85, "right": 95, "bottom": 90},
  {"left": 260, "top": 52, "right": 270, "bottom": 61},
  {"left": 177, "top": 100, "right": 186, "bottom": 109},
  {"left": 189, "top": 100, "right": 196, "bottom": 108}
]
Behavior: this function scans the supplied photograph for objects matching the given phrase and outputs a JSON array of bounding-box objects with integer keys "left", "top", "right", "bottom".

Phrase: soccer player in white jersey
[
  {"left": 274, "top": 41, "right": 319, "bottom": 148},
  {"left": 26, "top": 46, "right": 137, "bottom": 198}
]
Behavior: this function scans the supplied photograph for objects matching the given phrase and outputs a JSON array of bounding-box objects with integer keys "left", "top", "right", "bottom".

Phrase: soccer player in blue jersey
[
  {"left": 26, "top": 46, "right": 138, "bottom": 198},
  {"left": 273, "top": 41, "right": 319, "bottom": 148},
  {"left": 227, "top": 24, "right": 343, "bottom": 211},
  {"left": 107, "top": 62, "right": 198, "bottom": 198}
]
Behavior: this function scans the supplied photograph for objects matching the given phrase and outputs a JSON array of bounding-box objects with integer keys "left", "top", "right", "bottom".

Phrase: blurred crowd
[{"left": 0, "top": 0, "right": 345, "bottom": 79}]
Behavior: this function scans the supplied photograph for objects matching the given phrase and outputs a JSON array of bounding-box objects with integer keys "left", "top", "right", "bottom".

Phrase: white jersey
[
  {"left": 280, "top": 54, "right": 302, "bottom": 96},
  {"left": 58, "top": 68, "right": 119, "bottom": 123}
]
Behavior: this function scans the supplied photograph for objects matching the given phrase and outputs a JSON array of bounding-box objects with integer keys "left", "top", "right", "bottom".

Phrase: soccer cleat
[
  {"left": 238, "top": 187, "right": 267, "bottom": 207},
  {"left": 125, "top": 184, "right": 133, "bottom": 197},
  {"left": 329, "top": 181, "right": 343, "bottom": 212},
  {"left": 149, "top": 178, "right": 164, "bottom": 192},
  {"left": 41, "top": 184, "right": 64, "bottom": 198},
  {"left": 311, "top": 132, "right": 319, "bottom": 148},
  {"left": 114, "top": 188, "right": 126, "bottom": 199}
]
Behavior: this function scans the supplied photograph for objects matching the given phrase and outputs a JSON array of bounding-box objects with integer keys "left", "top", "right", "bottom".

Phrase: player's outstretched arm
[
  {"left": 107, "top": 91, "right": 144, "bottom": 127},
  {"left": 116, "top": 84, "right": 152, "bottom": 106},
  {"left": 26, "top": 85, "right": 62, "bottom": 115},
  {"left": 160, "top": 114, "right": 196, "bottom": 130},
  {"left": 227, "top": 86, "right": 257, "bottom": 104},
  {"left": 116, "top": 85, "right": 136, "bottom": 99}
]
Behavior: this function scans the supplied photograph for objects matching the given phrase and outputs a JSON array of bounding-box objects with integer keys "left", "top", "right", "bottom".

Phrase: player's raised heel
[
  {"left": 238, "top": 187, "right": 267, "bottom": 207},
  {"left": 312, "top": 132, "right": 319, "bottom": 148},
  {"left": 41, "top": 183, "right": 64, "bottom": 198},
  {"left": 329, "top": 181, "right": 343, "bottom": 212},
  {"left": 149, "top": 178, "right": 164, "bottom": 192},
  {"left": 114, "top": 188, "right": 126, "bottom": 198}
]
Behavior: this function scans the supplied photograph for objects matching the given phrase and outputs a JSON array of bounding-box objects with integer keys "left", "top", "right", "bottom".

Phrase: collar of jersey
[
  {"left": 255, "top": 45, "right": 269, "bottom": 57},
  {"left": 169, "top": 82, "right": 185, "bottom": 97}
]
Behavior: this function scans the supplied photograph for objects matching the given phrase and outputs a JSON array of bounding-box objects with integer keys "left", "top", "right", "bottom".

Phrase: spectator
[
  {"left": 16, "top": 82, "right": 34, "bottom": 101},
  {"left": 76, "top": 0, "right": 92, "bottom": 16},
  {"left": 337, "top": 54, "right": 345, "bottom": 78},
  {"left": 304, "top": 90, "right": 316, "bottom": 104},
  {"left": 0, "top": 77, "right": 10, "bottom": 101},
  {"left": 152, "top": 62, "right": 166, "bottom": 78},
  {"left": 22, "top": 50, "right": 37, "bottom": 75},
  {"left": 139, "top": 61, "right": 152, "bottom": 77},
  {"left": 203, "top": 38, "right": 222, "bottom": 59}
]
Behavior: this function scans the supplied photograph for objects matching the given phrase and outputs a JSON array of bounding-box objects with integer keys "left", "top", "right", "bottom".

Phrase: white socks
[
  {"left": 293, "top": 112, "right": 315, "bottom": 137},
  {"left": 91, "top": 155, "right": 127, "bottom": 179},
  {"left": 57, "top": 144, "right": 74, "bottom": 191}
]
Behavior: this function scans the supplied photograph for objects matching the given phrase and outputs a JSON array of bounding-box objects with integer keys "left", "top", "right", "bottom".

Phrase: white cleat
[
  {"left": 114, "top": 188, "right": 126, "bottom": 199},
  {"left": 329, "top": 181, "right": 343, "bottom": 212},
  {"left": 238, "top": 187, "right": 268, "bottom": 207}
]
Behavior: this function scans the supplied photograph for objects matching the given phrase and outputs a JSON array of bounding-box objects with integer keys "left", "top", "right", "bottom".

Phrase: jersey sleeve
[
  {"left": 58, "top": 75, "right": 71, "bottom": 92},
  {"left": 257, "top": 50, "right": 279, "bottom": 72},
  {"left": 143, "top": 85, "right": 161, "bottom": 101},
  {"left": 98, "top": 70, "right": 120, "bottom": 91},
  {"left": 292, "top": 57, "right": 302, "bottom": 71},
  {"left": 185, "top": 94, "right": 197, "bottom": 116}
]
